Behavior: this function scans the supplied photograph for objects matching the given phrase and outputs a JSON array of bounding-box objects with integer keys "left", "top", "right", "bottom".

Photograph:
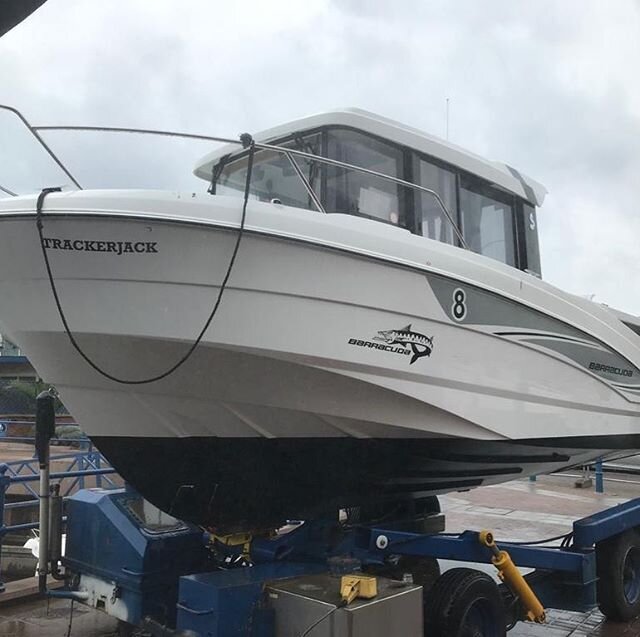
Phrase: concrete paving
[
  {"left": 0, "top": 473, "right": 639, "bottom": 635},
  {"left": 0, "top": 596, "right": 118, "bottom": 636}
]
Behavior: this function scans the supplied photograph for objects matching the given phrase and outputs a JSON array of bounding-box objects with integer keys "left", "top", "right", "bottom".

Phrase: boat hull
[{"left": 0, "top": 190, "right": 639, "bottom": 530}]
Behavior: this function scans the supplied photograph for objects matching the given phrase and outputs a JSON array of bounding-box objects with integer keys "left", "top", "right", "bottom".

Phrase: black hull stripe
[{"left": 91, "top": 435, "right": 637, "bottom": 533}]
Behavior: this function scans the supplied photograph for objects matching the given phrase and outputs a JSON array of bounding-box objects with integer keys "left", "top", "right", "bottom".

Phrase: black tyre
[
  {"left": 596, "top": 528, "right": 640, "bottom": 621},
  {"left": 424, "top": 568, "right": 506, "bottom": 637}
]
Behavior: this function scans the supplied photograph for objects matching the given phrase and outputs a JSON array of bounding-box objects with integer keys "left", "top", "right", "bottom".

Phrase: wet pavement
[
  {"left": 0, "top": 596, "right": 118, "bottom": 636},
  {"left": 0, "top": 473, "right": 639, "bottom": 635}
]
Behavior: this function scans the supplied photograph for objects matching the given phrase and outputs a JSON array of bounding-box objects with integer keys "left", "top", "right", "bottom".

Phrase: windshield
[{"left": 215, "top": 134, "right": 321, "bottom": 210}]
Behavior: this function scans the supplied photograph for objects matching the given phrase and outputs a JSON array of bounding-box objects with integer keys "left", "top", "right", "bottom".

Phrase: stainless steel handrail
[
  {"left": 283, "top": 150, "right": 325, "bottom": 213},
  {"left": 0, "top": 184, "right": 17, "bottom": 197},
  {"left": 0, "top": 105, "right": 468, "bottom": 248},
  {"left": 0, "top": 104, "right": 82, "bottom": 189}
]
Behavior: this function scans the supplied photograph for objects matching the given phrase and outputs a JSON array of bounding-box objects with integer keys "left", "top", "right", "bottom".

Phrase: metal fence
[{"left": 0, "top": 431, "right": 118, "bottom": 592}]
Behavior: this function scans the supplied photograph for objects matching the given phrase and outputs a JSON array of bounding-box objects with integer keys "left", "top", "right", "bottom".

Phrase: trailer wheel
[
  {"left": 596, "top": 529, "right": 640, "bottom": 621},
  {"left": 424, "top": 568, "right": 506, "bottom": 637}
]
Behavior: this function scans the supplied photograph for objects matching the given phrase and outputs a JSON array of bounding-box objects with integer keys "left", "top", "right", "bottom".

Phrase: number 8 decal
[{"left": 451, "top": 288, "right": 467, "bottom": 321}]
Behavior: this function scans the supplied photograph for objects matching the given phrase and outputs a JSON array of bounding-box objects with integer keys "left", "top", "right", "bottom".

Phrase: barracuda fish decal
[{"left": 374, "top": 324, "right": 434, "bottom": 365}]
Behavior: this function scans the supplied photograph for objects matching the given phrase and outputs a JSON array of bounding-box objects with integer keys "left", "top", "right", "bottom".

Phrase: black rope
[
  {"left": 35, "top": 136, "right": 256, "bottom": 385},
  {"left": 65, "top": 600, "right": 74, "bottom": 637},
  {"left": 495, "top": 531, "right": 574, "bottom": 547},
  {"left": 299, "top": 601, "right": 346, "bottom": 636},
  {"left": 385, "top": 529, "right": 574, "bottom": 552}
]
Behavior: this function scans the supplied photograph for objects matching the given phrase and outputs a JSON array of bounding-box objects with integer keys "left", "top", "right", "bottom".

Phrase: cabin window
[
  {"left": 216, "top": 135, "right": 321, "bottom": 210},
  {"left": 415, "top": 159, "right": 457, "bottom": 245},
  {"left": 459, "top": 181, "right": 516, "bottom": 266},
  {"left": 325, "top": 129, "right": 407, "bottom": 227},
  {"left": 211, "top": 126, "right": 541, "bottom": 274}
]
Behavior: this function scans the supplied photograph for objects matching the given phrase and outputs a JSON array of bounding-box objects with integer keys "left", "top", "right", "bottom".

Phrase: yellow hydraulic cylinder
[{"left": 479, "top": 530, "right": 546, "bottom": 624}]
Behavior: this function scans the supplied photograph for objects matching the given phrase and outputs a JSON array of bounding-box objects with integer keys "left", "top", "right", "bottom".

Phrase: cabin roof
[{"left": 193, "top": 108, "right": 547, "bottom": 206}]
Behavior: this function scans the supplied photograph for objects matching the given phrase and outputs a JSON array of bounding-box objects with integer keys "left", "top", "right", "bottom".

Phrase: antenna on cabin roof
[{"left": 446, "top": 98, "right": 450, "bottom": 141}]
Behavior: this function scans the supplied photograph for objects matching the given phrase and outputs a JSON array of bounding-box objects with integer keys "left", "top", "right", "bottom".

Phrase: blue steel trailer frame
[{"left": 55, "top": 489, "right": 640, "bottom": 635}]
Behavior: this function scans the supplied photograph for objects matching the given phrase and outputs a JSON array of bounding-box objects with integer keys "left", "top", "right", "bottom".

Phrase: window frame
[{"left": 209, "top": 124, "right": 538, "bottom": 272}]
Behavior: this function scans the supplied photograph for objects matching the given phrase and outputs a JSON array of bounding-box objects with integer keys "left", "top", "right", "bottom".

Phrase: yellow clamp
[
  {"left": 212, "top": 532, "right": 253, "bottom": 558},
  {"left": 479, "top": 530, "right": 546, "bottom": 624},
  {"left": 340, "top": 575, "right": 378, "bottom": 605}
]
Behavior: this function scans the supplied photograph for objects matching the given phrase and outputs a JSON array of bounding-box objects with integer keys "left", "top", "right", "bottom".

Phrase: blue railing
[
  {"left": 0, "top": 438, "right": 119, "bottom": 592},
  {"left": 1, "top": 450, "right": 118, "bottom": 499}
]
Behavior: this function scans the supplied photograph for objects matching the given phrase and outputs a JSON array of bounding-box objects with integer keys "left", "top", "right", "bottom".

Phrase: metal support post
[
  {"left": 595, "top": 458, "right": 604, "bottom": 494},
  {"left": 49, "top": 483, "right": 64, "bottom": 579},
  {"left": 96, "top": 453, "right": 102, "bottom": 489},
  {"left": 0, "top": 464, "right": 10, "bottom": 593},
  {"left": 35, "top": 391, "right": 56, "bottom": 594}
]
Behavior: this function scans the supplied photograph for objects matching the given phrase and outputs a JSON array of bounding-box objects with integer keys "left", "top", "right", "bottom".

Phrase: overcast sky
[{"left": 1, "top": 0, "right": 639, "bottom": 314}]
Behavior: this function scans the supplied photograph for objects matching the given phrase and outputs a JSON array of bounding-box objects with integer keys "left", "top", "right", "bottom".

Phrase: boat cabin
[{"left": 194, "top": 109, "right": 546, "bottom": 276}]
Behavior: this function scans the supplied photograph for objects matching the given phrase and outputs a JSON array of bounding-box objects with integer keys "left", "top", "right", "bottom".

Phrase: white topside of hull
[{"left": 0, "top": 190, "right": 638, "bottom": 446}]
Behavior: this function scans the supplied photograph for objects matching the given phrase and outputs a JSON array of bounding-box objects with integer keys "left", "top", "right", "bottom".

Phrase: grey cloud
[{"left": 1, "top": 0, "right": 639, "bottom": 313}]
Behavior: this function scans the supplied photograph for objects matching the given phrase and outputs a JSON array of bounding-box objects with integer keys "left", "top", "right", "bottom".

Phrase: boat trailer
[{"left": 32, "top": 394, "right": 640, "bottom": 636}]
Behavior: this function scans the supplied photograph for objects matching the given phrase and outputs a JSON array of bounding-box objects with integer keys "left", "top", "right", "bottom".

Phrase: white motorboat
[{"left": 1, "top": 106, "right": 639, "bottom": 532}]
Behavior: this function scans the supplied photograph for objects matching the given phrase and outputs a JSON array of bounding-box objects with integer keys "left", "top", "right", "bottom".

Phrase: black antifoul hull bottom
[{"left": 92, "top": 435, "right": 639, "bottom": 533}]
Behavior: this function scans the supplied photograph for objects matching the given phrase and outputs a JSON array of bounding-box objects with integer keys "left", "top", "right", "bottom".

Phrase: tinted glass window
[
  {"left": 120, "top": 496, "right": 186, "bottom": 533},
  {"left": 216, "top": 135, "right": 321, "bottom": 210},
  {"left": 460, "top": 184, "right": 516, "bottom": 266},
  {"left": 325, "top": 129, "right": 407, "bottom": 227},
  {"left": 416, "top": 159, "right": 456, "bottom": 244}
]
